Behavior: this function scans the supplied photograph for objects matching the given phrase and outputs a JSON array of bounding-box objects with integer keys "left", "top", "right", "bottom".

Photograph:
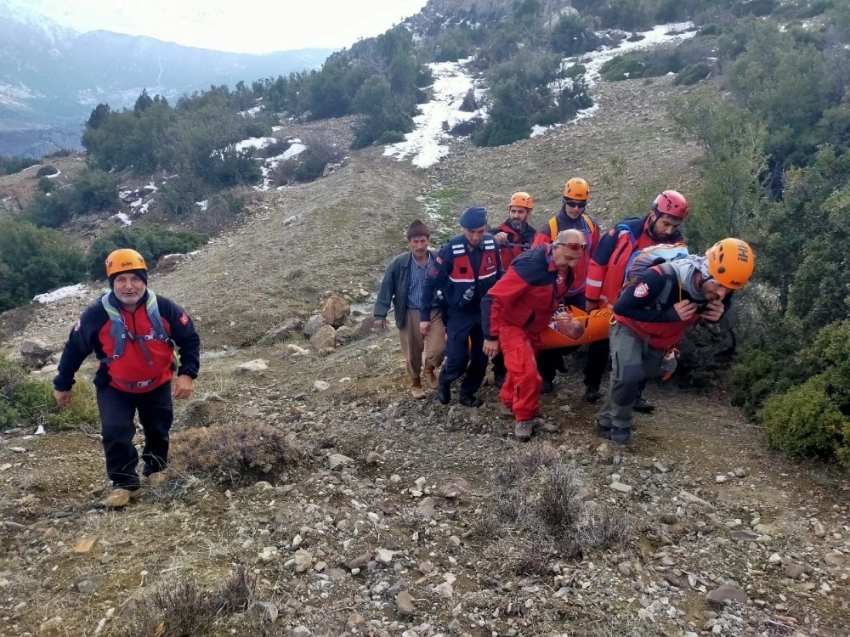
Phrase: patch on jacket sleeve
[
  {"left": 180, "top": 313, "right": 190, "bottom": 326},
  {"left": 73, "top": 319, "right": 81, "bottom": 331},
  {"left": 634, "top": 282, "right": 649, "bottom": 298}
]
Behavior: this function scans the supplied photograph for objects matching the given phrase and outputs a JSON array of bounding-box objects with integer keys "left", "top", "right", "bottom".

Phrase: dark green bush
[
  {"left": 674, "top": 62, "right": 712, "bottom": 85},
  {"left": 36, "top": 177, "right": 57, "bottom": 194},
  {"left": 243, "top": 122, "right": 272, "bottom": 138},
  {"left": 0, "top": 156, "right": 39, "bottom": 177},
  {"left": 377, "top": 130, "right": 406, "bottom": 144},
  {"left": 0, "top": 220, "right": 86, "bottom": 312},
  {"left": 35, "top": 165, "right": 59, "bottom": 177},
  {"left": 760, "top": 372, "right": 849, "bottom": 464},
  {"left": 86, "top": 226, "right": 208, "bottom": 280},
  {"left": 72, "top": 169, "right": 119, "bottom": 213},
  {"left": 21, "top": 192, "right": 73, "bottom": 228}
]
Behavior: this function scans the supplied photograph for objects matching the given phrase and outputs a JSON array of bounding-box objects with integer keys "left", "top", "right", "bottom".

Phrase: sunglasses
[
  {"left": 564, "top": 200, "right": 587, "bottom": 209},
  {"left": 554, "top": 242, "right": 586, "bottom": 251}
]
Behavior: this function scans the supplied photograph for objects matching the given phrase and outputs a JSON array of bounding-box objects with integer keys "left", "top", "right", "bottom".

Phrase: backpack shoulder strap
[
  {"left": 582, "top": 213, "right": 598, "bottom": 240},
  {"left": 100, "top": 293, "right": 127, "bottom": 361},
  {"left": 144, "top": 291, "right": 170, "bottom": 341},
  {"left": 548, "top": 217, "right": 558, "bottom": 241}
]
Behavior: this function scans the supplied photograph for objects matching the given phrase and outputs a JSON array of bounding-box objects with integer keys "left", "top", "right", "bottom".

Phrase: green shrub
[
  {"left": 377, "top": 130, "right": 406, "bottom": 144},
  {"left": 243, "top": 122, "right": 272, "bottom": 138},
  {"left": 760, "top": 373, "right": 850, "bottom": 463},
  {"left": 35, "top": 165, "right": 59, "bottom": 177},
  {"left": 21, "top": 192, "right": 72, "bottom": 228},
  {"left": 0, "top": 220, "right": 86, "bottom": 311},
  {"left": 674, "top": 62, "right": 712, "bottom": 85},
  {"left": 72, "top": 169, "right": 119, "bottom": 213},
  {"left": 36, "top": 177, "right": 57, "bottom": 194},
  {"left": 0, "top": 355, "right": 98, "bottom": 430},
  {"left": 86, "top": 226, "right": 208, "bottom": 280},
  {"left": 0, "top": 156, "right": 39, "bottom": 177}
]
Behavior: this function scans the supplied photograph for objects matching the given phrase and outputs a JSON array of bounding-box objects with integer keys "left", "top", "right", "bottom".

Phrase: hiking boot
[
  {"left": 423, "top": 367, "right": 439, "bottom": 390},
  {"left": 437, "top": 382, "right": 451, "bottom": 405},
  {"left": 459, "top": 393, "right": 484, "bottom": 408},
  {"left": 411, "top": 379, "right": 426, "bottom": 400},
  {"left": 102, "top": 487, "right": 140, "bottom": 508},
  {"left": 493, "top": 374, "right": 506, "bottom": 389},
  {"left": 584, "top": 386, "right": 601, "bottom": 403},
  {"left": 147, "top": 471, "right": 170, "bottom": 488},
  {"left": 634, "top": 395, "right": 655, "bottom": 413},
  {"left": 498, "top": 403, "right": 513, "bottom": 418},
  {"left": 540, "top": 380, "right": 555, "bottom": 395},
  {"left": 598, "top": 422, "right": 631, "bottom": 444},
  {"left": 514, "top": 420, "right": 534, "bottom": 441}
]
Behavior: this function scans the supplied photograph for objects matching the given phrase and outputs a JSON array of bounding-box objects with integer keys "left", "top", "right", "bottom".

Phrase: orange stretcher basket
[{"left": 539, "top": 305, "right": 613, "bottom": 350}]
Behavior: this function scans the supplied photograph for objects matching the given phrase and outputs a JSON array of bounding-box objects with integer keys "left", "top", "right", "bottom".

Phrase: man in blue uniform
[{"left": 421, "top": 206, "right": 503, "bottom": 407}]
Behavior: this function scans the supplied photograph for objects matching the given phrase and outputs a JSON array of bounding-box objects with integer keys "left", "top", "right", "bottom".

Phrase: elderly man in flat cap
[
  {"left": 374, "top": 219, "right": 446, "bottom": 399},
  {"left": 421, "top": 206, "right": 503, "bottom": 407}
]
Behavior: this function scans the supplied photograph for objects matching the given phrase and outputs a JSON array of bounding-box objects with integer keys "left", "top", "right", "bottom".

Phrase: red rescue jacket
[
  {"left": 586, "top": 215, "right": 684, "bottom": 307},
  {"left": 482, "top": 244, "right": 573, "bottom": 340}
]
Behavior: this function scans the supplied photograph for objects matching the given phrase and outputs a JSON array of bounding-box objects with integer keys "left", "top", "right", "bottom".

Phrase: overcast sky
[{"left": 12, "top": 0, "right": 430, "bottom": 54}]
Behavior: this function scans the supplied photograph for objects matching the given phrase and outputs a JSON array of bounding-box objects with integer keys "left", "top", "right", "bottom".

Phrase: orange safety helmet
[
  {"left": 105, "top": 248, "right": 147, "bottom": 279},
  {"left": 652, "top": 190, "right": 689, "bottom": 219},
  {"left": 510, "top": 191, "right": 534, "bottom": 210},
  {"left": 563, "top": 177, "right": 589, "bottom": 201},
  {"left": 705, "top": 238, "right": 755, "bottom": 289}
]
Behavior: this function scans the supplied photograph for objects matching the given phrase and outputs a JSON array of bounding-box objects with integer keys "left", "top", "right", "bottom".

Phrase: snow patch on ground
[
  {"left": 45, "top": 169, "right": 61, "bottom": 179},
  {"left": 113, "top": 212, "right": 132, "bottom": 226},
  {"left": 33, "top": 284, "right": 87, "bottom": 304},
  {"left": 234, "top": 136, "right": 276, "bottom": 152},
  {"left": 384, "top": 58, "right": 486, "bottom": 169},
  {"left": 130, "top": 198, "right": 143, "bottom": 208},
  {"left": 196, "top": 200, "right": 208, "bottom": 211},
  {"left": 238, "top": 106, "right": 263, "bottom": 117},
  {"left": 255, "top": 140, "right": 308, "bottom": 191},
  {"left": 144, "top": 182, "right": 158, "bottom": 192}
]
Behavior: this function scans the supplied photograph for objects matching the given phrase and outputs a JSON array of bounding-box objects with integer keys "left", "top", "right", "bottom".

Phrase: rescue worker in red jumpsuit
[
  {"left": 490, "top": 191, "right": 538, "bottom": 388},
  {"left": 53, "top": 249, "right": 200, "bottom": 508},
  {"left": 482, "top": 230, "right": 586, "bottom": 441}
]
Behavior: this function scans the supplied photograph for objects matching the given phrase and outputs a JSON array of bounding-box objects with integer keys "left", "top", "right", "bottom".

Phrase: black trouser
[
  {"left": 584, "top": 338, "right": 610, "bottom": 390},
  {"left": 440, "top": 308, "right": 487, "bottom": 397},
  {"left": 97, "top": 382, "right": 173, "bottom": 489},
  {"left": 491, "top": 353, "right": 506, "bottom": 378}
]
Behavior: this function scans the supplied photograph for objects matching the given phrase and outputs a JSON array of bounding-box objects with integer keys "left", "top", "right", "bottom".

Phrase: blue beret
[{"left": 459, "top": 206, "right": 488, "bottom": 229}]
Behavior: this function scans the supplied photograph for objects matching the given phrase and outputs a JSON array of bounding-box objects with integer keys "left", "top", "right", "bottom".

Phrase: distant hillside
[{"left": 0, "top": 0, "right": 333, "bottom": 156}]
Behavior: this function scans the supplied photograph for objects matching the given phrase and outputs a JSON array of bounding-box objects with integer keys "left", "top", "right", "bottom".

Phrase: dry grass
[
  {"left": 115, "top": 565, "right": 256, "bottom": 637},
  {"left": 474, "top": 444, "right": 631, "bottom": 571},
  {"left": 170, "top": 422, "right": 304, "bottom": 485}
]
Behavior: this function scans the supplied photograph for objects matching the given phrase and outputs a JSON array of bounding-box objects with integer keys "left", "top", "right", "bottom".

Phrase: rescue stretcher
[{"left": 539, "top": 305, "right": 612, "bottom": 350}]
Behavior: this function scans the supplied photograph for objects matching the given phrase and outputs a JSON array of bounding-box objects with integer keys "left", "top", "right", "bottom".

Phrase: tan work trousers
[{"left": 398, "top": 308, "right": 446, "bottom": 380}]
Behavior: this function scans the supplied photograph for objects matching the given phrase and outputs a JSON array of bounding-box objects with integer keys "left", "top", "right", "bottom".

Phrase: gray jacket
[{"left": 374, "top": 250, "right": 440, "bottom": 329}]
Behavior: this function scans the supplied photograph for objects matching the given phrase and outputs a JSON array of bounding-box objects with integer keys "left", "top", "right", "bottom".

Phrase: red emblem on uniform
[
  {"left": 436, "top": 257, "right": 443, "bottom": 265},
  {"left": 180, "top": 313, "right": 189, "bottom": 325},
  {"left": 634, "top": 283, "right": 649, "bottom": 298}
]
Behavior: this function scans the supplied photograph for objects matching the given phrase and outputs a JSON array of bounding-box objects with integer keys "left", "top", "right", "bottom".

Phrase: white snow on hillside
[
  {"left": 572, "top": 22, "right": 697, "bottom": 88},
  {"left": 383, "top": 58, "right": 485, "bottom": 169},
  {"left": 113, "top": 212, "right": 132, "bottom": 226},
  {"left": 33, "top": 284, "right": 87, "bottom": 304},
  {"left": 234, "top": 136, "right": 276, "bottom": 152},
  {"left": 386, "top": 23, "right": 697, "bottom": 165}
]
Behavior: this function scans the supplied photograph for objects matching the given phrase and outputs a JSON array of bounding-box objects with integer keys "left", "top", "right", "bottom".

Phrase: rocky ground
[{"left": 1, "top": 76, "right": 849, "bottom": 637}]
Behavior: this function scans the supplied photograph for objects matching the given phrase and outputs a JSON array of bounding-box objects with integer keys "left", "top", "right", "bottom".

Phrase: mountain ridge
[{"left": 0, "top": 1, "right": 334, "bottom": 156}]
